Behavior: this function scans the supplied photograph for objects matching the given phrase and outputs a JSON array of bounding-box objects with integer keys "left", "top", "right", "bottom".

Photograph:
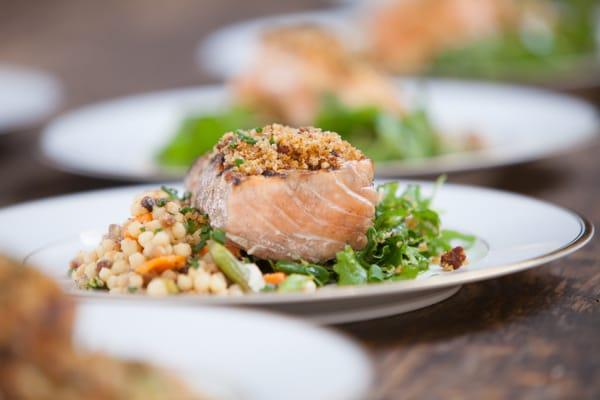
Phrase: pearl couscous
[{"left": 69, "top": 187, "right": 317, "bottom": 296}]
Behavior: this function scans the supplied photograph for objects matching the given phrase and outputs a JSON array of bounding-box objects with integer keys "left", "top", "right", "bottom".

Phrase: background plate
[
  {"left": 0, "top": 64, "right": 62, "bottom": 133},
  {"left": 196, "top": 7, "right": 600, "bottom": 90},
  {"left": 74, "top": 302, "right": 372, "bottom": 400},
  {"left": 40, "top": 79, "right": 599, "bottom": 181}
]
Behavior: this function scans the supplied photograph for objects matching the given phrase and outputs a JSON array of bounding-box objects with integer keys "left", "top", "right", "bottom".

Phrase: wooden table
[{"left": 1, "top": 1, "right": 598, "bottom": 398}]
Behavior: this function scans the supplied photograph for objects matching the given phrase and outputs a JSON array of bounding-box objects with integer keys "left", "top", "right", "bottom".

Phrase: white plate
[
  {"left": 40, "top": 80, "right": 599, "bottom": 181},
  {"left": 73, "top": 302, "right": 372, "bottom": 400},
  {"left": 0, "top": 181, "right": 592, "bottom": 323},
  {"left": 196, "top": 9, "right": 355, "bottom": 79},
  {"left": 0, "top": 64, "right": 62, "bottom": 133},
  {"left": 196, "top": 8, "right": 600, "bottom": 89}
]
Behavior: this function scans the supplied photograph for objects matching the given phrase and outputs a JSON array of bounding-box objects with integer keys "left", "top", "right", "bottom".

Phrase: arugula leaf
[
  {"left": 157, "top": 107, "right": 260, "bottom": 167},
  {"left": 315, "top": 95, "right": 444, "bottom": 161},
  {"left": 334, "top": 246, "right": 368, "bottom": 286},
  {"left": 353, "top": 181, "right": 467, "bottom": 282}
]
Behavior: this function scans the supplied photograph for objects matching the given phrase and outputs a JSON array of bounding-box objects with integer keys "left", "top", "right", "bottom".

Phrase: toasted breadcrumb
[{"left": 213, "top": 124, "right": 365, "bottom": 176}]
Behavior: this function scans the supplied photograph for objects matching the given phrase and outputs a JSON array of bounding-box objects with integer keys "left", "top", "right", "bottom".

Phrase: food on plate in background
[
  {"left": 365, "top": 0, "right": 598, "bottom": 80},
  {"left": 233, "top": 24, "right": 402, "bottom": 126},
  {"left": 0, "top": 256, "right": 204, "bottom": 400},
  {"left": 158, "top": 25, "right": 481, "bottom": 169},
  {"left": 74, "top": 125, "right": 473, "bottom": 297},
  {"left": 367, "top": 0, "right": 517, "bottom": 73}
]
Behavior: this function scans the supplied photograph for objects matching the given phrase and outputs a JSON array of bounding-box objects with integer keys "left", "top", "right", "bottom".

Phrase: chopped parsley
[
  {"left": 86, "top": 277, "right": 105, "bottom": 290},
  {"left": 235, "top": 129, "right": 257, "bottom": 145},
  {"left": 211, "top": 228, "right": 227, "bottom": 244},
  {"left": 181, "top": 191, "right": 192, "bottom": 201},
  {"left": 188, "top": 258, "right": 200, "bottom": 269},
  {"left": 234, "top": 158, "right": 245, "bottom": 167},
  {"left": 180, "top": 206, "right": 199, "bottom": 215},
  {"left": 185, "top": 220, "right": 200, "bottom": 235},
  {"left": 155, "top": 198, "right": 167, "bottom": 207},
  {"left": 161, "top": 185, "right": 179, "bottom": 200}
]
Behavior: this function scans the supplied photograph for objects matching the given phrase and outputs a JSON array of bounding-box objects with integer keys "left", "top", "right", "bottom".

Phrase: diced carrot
[
  {"left": 135, "top": 213, "right": 153, "bottom": 223},
  {"left": 264, "top": 272, "right": 286, "bottom": 285},
  {"left": 136, "top": 255, "right": 187, "bottom": 275}
]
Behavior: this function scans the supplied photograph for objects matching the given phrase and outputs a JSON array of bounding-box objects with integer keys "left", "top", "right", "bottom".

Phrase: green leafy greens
[
  {"left": 315, "top": 95, "right": 445, "bottom": 161},
  {"left": 429, "top": 0, "right": 598, "bottom": 81},
  {"left": 156, "top": 96, "right": 449, "bottom": 168},
  {"left": 331, "top": 179, "right": 475, "bottom": 285},
  {"left": 157, "top": 107, "right": 260, "bottom": 167}
]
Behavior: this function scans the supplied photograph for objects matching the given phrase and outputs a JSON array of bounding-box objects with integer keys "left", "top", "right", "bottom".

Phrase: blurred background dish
[
  {"left": 0, "top": 181, "right": 591, "bottom": 323},
  {"left": 197, "top": 9, "right": 356, "bottom": 80},
  {"left": 0, "top": 64, "right": 62, "bottom": 134},
  {"left": 40, "top": 79, "right": 599, "bottom": 181},
  {"left": 0, "top": 255, "right": 372, "bottom": 400},
  {"left": 74, "top": 303, "right": 373, "bottom": 400},
  {"left": 197, "top": 0, "right": 600, "bottom": 90}
]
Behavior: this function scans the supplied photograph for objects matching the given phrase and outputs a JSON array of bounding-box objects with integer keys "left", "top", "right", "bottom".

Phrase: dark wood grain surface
[{"left": 1, "top": 1, "right": 598, "bottom": 399}]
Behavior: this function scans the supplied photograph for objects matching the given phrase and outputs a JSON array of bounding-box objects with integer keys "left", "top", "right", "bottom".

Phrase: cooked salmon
[{"left": 185, "top": 125, "right": 378, "bottom": 262}]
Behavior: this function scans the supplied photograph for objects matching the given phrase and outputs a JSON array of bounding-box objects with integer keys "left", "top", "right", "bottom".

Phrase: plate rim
[
  {"left": 38, "top": 79, "right": 600, "bottom": 181},
  {"left": 2, "top": 180, "right": 594, "bottom": 305},
  {"left": 0, "top": 63, "right": 63, "bottom": 134},
  {"left": 195, "top": 6, "right": 600, "bottom": 90},
  {"left": 75, "top": 300, "right": 375, "bottom": 400}
]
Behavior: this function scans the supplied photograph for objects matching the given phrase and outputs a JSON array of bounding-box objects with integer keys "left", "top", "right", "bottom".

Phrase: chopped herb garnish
[
  {"left": 181, "top": 191, "right": 192, "bottom": 201},
  {"left": 235, "top": 129, "right": 257, "bottom": 144},
  {"left": 234, "top": 158, "right": 245, "bottom": 167},
  {"left": 140, "top": 227, "right": 146, "bottom": 232},
  {"left": 153, "top": 228, "right": 163, "bottom": 234},
  {"left": 185, "top": 220, "right": 200, "bottom": 234},
  {"left": 192, "top": 240, "right": 207, "bottom": 254},
  {"left": 161, "top": 185, "right": 179, "bottom": 200},
  {"left": 86, "top": 277, "right": 105, "bottom": 290},
  {"left": 188, "top": 258, "right": 200, "bottom": 269},
  {"left": 229, "top": 141, "right": 238, "bottom": 149},
  {"left": 255, "top": 127, "right": 263, "bottom": 133},
  {"left": 155, "top": 198, "right": 167, "bottom": 207},
  {"left": 127, "top": 287, "right": 138, "bottom": 293},
  {"left": 211, "top": 228, "right": 227, "bottom": 244},
  {"left": 180, "top": 206, "right": 199, "bottom": 215}
]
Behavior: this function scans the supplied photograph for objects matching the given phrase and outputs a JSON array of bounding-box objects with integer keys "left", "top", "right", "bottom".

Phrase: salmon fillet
[{"left": 185, "top": 156, "right": 378, "bottom": 262}]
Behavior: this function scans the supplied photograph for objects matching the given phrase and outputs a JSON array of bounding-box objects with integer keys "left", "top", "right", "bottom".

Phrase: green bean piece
[{"left": 208, "top": 242, "right": 251, "bottom": 292}]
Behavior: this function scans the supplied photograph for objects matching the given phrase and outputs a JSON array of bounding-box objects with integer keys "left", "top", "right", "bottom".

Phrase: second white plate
[{"left": 40, "top": 79, "right": 599, "bottom": 181}]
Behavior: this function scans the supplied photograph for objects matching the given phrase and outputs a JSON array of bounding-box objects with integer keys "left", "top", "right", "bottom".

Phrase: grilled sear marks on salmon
[{"left": 185, "top": 125, "right": 378, "bottom": 262}]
